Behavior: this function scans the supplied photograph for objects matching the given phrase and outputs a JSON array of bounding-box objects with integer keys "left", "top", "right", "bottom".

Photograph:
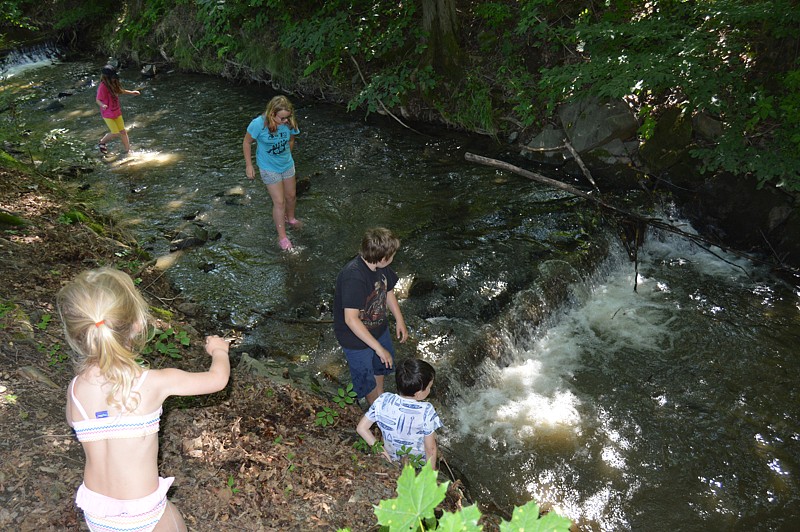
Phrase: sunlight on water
[
  {"left": 109, "top": 149, "right": 182, "bottom": 169},
  {"left": 1, "top": 59, "right": 59, "bottom": 79}
]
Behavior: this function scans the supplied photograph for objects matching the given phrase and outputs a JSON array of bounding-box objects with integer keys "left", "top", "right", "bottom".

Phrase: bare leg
[
  {"left": 153, "top": 501, "right": 187, "bottom": 532},
  {"left": 265, "top": 181, "right": 288, "bottom": 241},
  {"left": 99, "top": 132, "right": 119, "bottom": 145},
  {"left": 119, "top": 130, "right": 130, "bottom": 152},
  {"left": 283, "top": 176, "right": 298, "bottom": 223},
  {"left": 366, "top": 375, "right": 385, "bottom": 405}
]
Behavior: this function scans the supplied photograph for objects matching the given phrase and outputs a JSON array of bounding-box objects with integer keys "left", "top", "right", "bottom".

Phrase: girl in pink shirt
[{"left": 96, "top": 64, "right": 140, "bottom": 154}]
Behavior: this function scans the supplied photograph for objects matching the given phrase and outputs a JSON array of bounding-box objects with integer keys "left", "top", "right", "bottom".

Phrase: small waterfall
[{"left": 1, "top": 43, "right": 61, "bottom": 78}]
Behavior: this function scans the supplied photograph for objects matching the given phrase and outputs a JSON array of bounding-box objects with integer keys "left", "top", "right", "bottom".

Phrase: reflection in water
[{"left": 8, "top": 59, "right": 800, "bottom": 531}]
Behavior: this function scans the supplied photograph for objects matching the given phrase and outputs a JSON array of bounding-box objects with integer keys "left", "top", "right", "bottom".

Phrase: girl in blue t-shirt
[{"left": 242, "top": 95, "right": 302, "bottom": 250}]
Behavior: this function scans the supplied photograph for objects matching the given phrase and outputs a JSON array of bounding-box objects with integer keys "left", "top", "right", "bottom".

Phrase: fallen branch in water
[{"left": 464, "top": 152, "right": 799, "bottom": 277}]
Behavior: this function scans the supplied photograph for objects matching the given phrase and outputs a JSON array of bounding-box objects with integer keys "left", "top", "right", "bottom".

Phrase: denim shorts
[
  {"left": 343, "top": 328, "right": 395, "bottom": 399},
  {"left": 260, "top": 165, "right": 296, "bottom": 186}
]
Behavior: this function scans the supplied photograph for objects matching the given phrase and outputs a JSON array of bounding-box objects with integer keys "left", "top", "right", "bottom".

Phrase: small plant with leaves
[
  {"left": 141, "top": 327, "right": 190, "bottom": 360},
  {"left": 396, "top": 445, "right": 426, "bottom": 470},
  {"left": 37, "top": 313, "right": 52, "bottom": 330},
  {"left": 353, "top": 437, "right": 370, "bottom": 453},
  {"left": 333, "top": 383, "right": 357, "bottom": 408},
  {"left": 286, "top": 452, "right": 297, "bottom": 473},
  {"left": 226, "top": 474, "right": 240, "bottom": 495},
  {"left": 46, "top": 343, "right": 67, "bottom": 366},
  {"left": 314, "top": 406, "right": 339, "bottom": 427}
]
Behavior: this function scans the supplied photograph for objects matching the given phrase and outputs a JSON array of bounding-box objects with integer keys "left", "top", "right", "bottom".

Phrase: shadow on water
[{"left": 7, "top": 58, "right": 800, "bottom": 531}]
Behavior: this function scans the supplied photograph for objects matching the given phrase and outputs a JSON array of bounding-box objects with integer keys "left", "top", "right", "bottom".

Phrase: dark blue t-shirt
[{"left": 333, "top": 255, "right": 398, "bottom": 349}]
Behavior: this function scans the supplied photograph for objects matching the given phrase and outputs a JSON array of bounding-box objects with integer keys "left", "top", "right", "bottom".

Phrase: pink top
[{"left": 96, "top": 82, "right": 121, "bottom": 119}]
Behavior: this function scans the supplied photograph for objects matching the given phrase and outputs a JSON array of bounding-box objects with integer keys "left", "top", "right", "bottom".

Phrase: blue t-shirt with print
[{"left": 246, "top": 115, "right": 300, "bottom": 173}]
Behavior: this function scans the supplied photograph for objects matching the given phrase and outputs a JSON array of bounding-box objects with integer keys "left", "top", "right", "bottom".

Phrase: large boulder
[{"left": 558, "top": 97, "right": 639, "bottom": 153}]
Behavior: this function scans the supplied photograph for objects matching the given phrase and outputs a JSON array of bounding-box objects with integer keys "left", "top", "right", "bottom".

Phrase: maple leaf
[
  {"left": 499, "top": 500, "right": 572, "bottom": 532},
  {"left": 374, "top": 462, "right": 448, "bottom": 531},
  {"left": 437, "top": 504, "right": 483, "bottom": 531}
]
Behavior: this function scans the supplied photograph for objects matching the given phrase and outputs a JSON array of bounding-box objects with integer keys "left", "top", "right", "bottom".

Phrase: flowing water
[{"left": 5, "top": 57, "right": 800, "bottom": 530}]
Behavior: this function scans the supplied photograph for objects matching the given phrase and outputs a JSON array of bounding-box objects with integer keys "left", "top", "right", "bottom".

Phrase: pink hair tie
[{"left": 95, "top": 320, "right": 105, "bottom": 327}]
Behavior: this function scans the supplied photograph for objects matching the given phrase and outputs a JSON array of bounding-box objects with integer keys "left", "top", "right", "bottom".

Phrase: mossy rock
[
  {"left": 0, "top": 211, "right": 28, "bottom": 227},
  {"left": 149, "top": 306, "right": 175, "bottom": 321}
]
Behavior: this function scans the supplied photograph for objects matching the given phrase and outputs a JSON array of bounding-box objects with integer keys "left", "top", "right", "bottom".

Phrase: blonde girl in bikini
[{"left": 58, "top": 268, "right": 230, "bottom": 531}]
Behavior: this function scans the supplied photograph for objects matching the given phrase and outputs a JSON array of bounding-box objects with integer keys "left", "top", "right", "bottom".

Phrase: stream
[{"left": 4, "top": 56, "right": 800, "bottom": 530}]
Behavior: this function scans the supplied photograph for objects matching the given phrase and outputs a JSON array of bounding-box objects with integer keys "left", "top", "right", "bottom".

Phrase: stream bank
[{"left": 0, "top": 166, "right": 471, "bottom": 531}]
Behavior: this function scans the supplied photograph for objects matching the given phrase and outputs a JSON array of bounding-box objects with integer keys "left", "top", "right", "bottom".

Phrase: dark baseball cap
[{"left": 102, "top": 65, "right": 118, "bottom": 78}]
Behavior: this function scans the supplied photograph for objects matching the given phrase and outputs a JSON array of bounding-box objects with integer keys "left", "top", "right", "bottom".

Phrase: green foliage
[
  {"left": 114, "top": 249, "right": 143, "bottom": 276},
  {"left": 354, "top": 437, "right": 385, "bottom": 456},
  {"left": 396, "top": 445, "right": 426, "bottom": 470},
  {"left": 473, "top": 2, "right": 513, "bottom": 28},
  {"left": 333, "top": 383, "right": 357, "bottom": 408},
  {"left": 536, "top": 0, "right": 800, "bottom": 188},
  {"left": 45, "top": 342, "right": 67, "bottom": 366},
  {"left": 314, "top": 406, "right": 339, "bottom": 427},
  {"left": 499, "top": 501, "right": 573, "bottom": 532},
  {"left": 36, "top": 313, "right": 51, "bottom": 330},
  {"left": 141, "top": 327, "right": 190, "bottom": 359},
  {"left": 47, "top": 0, "right": 113, "bottom": 31},
  {"left": 58, "top": 209, "right": 90, "bottom": 225},
  {"left": 0, "top": 0, "right": 37, "bottom": 33},
  {"left": 375, "top": 461, "right": 572, "bottom": 531},
  {"left": 375, "top": 462, "right": 447, "bottom": 531},
  {"left": 226, "top": 474, "right": 240, "bottom": 494},
  {"left": 0, "top": 300, "right": 14, "bottom": 321}
]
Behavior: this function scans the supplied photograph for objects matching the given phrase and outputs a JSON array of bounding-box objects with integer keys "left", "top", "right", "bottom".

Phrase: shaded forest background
[{"left": 3, "top": 0, "right": 800, "bottom": 192}]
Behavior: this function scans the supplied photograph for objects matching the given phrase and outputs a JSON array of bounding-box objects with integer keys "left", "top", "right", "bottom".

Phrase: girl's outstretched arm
[{"left": 149, "top": 335, "right": 230, "bottom": 401}]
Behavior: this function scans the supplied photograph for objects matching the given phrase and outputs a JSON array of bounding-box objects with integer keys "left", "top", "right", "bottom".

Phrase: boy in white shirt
[{"left": 356, "top": 358, "right": 443, "bottom": 469}]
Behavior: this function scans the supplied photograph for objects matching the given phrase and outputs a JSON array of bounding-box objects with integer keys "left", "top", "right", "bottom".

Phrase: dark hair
[
  {"left": 101, "top": 64, "right": 118, "bottom": 78},
  {"left": 360, "top": 227, "right": 400, "bottom": 264},
  {"left": 395, "top": 358, "right": 435, "bottom": 396}
]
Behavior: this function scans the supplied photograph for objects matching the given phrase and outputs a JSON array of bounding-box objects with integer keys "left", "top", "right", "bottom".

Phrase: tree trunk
[{"left": 421, "top": 0, "right": 463, "bottom": 78}]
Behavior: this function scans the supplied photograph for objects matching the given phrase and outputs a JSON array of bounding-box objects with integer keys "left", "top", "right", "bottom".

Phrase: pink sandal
[
  {"left": 285, "top": 217, "right": 302, "bottom": 227},
  {"left": 279, "top": 237, "right": 293, "bottom": 250}
]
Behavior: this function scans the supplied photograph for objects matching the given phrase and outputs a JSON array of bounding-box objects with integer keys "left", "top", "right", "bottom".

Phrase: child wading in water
[
  {"left": 333, "top": 227, "right": 409, "bottom": 405},
  {"left": 58, "top": 268, "right": 230, "bottom": 531},
  {"left": 242, "top": 95, "right": 301, "bottom": 250},
  {"left": 95, "top": 64, "right": 140, "bottom": 155},
  {"left": 357, "top": 358, "right": 443, "bottom": 469}
]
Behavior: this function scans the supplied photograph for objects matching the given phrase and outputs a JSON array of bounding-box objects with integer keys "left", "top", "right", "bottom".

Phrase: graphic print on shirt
[
  {"left": 360, "top": 274, "right": 388, "bottom": 330},
  {"left": 264, "top": 130, "right": 290, "bottom": 157}
]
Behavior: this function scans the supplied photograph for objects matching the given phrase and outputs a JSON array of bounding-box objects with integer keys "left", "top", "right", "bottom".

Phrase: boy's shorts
[
  {"left": 260, "top": 165, "right": 296, "bottom": 186},
  {"left": 343, "top": 328, "right": 395, "bottom": 399},
  {"left": 102, "top": 116, "right": 126, "bottom": 134}
]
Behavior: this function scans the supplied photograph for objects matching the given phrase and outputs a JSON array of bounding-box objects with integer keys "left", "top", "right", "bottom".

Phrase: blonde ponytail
[{"left": 57, "top": 268, "right": 151, "bottom": 411}]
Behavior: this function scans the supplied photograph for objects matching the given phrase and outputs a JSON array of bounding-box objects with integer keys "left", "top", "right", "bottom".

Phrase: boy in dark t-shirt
[{"left": 334, "top": 227, "right": 409, "bottom": 405}]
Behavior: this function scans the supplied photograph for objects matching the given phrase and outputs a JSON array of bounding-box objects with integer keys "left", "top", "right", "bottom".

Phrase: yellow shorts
[{"left": 103, "top": 116, "right": 126, "bottom": 134}]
